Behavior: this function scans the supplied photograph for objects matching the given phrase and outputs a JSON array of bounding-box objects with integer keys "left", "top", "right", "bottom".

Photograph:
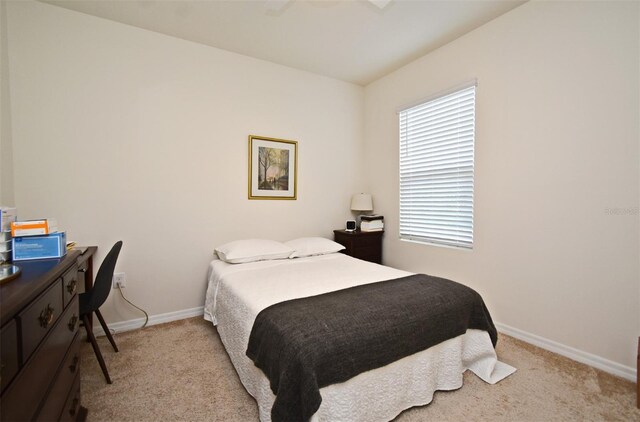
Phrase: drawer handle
[
  {"left": 39, "top": 304, "right": 55, "bottom": 329},
  {"left": 66, "top": 279, "right": 77, "bottom": 295},
  {"left": 69, "top": 355, "right": 79, "bottom": 373},
  {"left": 68, "top": 314, "right": 78, "bottom": 331},
  {"left": 78, "top": 267, "right": 87, "bottom": 273},
  {"left": 69, "top": 398, "right": 79, "bottom": 416}
]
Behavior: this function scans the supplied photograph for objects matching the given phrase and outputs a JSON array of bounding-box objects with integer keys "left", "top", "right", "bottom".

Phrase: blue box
[{"left": 12, "top": 232, "right": 66, "bottom": 261}]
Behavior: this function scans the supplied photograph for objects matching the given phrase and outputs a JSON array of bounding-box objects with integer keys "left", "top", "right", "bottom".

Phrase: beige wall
[
  {"left": 364, "top": 0, "right": 639, "bottom": 370},
  {"left": 5, "top": 1, "right": 365, "bottom": 322},
  {"left": 0, "top": 0, "right": 15, "bottom": 206}
]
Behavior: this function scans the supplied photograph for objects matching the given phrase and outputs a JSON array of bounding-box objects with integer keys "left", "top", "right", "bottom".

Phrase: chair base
[
  {"left": 95, "top": 309, "right": 119, "bottom": 353},
  {"left": 82, "top": 312, "right": 118, "bottom": 384}
]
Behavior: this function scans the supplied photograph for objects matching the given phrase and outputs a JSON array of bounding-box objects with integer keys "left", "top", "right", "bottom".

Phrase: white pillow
[
  {"left": 285, "top": 237, "right": 345, "bottom": 258},
  {"left": 215, "top": 239, "right": 294, "bottom": 264}
]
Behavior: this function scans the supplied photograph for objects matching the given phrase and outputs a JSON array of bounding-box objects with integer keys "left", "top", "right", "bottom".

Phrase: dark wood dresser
[
  {"left": 1, "top": 250, "right": 87, "bottom": 422},
  {"left": 334, "top": 229, "right": 384, "bottom": 264}
]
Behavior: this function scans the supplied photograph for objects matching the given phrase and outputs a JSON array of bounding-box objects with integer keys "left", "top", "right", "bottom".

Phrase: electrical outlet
[{"left": 113, "top": 272, "right": 126, "bottom": 289}]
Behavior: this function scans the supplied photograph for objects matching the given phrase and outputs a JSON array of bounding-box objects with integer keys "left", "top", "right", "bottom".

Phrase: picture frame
[{"left": 248, "top": 135, "right": 298, "bottom": 200}]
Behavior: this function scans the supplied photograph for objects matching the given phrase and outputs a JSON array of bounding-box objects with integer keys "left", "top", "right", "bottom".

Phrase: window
[{"left": 399, "top": 83, "right": 476, "bottom": 249}]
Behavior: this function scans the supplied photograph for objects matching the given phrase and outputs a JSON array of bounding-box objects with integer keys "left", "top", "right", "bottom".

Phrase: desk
[
  {"left": 76, "top": 246, "right": 97, "bottom": 294},
  {"left": 75, "top": 246, "right": 97, "bottom": 328},
  {"left": 0, "top": 251, "right": 87, "bottom": 421}
]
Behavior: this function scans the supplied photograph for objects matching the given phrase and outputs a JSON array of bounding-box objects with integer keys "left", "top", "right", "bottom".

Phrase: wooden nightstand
[{"left": 333, "top": 229, "right": 384, "bottom": 264}]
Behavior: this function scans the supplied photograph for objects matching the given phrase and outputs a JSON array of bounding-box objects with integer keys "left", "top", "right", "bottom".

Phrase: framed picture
[{"left": 248, "top": 135, "right": 298, "bottom": 200}]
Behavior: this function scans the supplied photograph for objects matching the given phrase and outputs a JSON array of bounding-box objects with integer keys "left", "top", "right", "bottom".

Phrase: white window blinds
[{"left": 399, "top": 83, "right": 476, "bottom": 249}]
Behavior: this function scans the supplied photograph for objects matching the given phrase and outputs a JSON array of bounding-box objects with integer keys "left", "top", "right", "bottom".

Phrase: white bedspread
[{"left": 204, "top": 253, "right": 515, "bottom": 422}]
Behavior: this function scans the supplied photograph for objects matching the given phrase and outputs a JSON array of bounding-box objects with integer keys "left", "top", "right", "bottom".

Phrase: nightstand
[{"left": 333, "top": 229, "right": 384, "bottom": 264}]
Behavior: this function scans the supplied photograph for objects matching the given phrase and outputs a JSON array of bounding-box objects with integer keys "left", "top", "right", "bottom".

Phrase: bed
[{"left": 204, "top": 244, "right": 515, "bottom": 422}]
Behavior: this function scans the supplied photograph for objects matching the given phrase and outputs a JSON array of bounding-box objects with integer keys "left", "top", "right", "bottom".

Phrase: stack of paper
[
  {"left": 361, "top": 215, "right": 384, "bottom": 232},
  {"left": 0, "top": 207, "right": 16, "bottom": 263}
]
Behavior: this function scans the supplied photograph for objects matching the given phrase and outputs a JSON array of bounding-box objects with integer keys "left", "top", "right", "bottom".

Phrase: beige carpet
[{"left": 81, "top": 317, "right": 639, "bottom": 421}]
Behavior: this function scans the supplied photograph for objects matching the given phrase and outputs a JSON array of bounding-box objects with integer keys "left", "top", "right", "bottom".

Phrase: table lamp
[
  {"left": 351, "top": 193, "right": 373, "bottom": 212},
  {"left": 351, "top": 193, "right": 373, "bottom": 228}
]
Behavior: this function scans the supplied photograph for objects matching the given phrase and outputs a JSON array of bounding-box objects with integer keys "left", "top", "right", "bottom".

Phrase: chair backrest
[{"left": 83, "top": 241, "right": 123, "bottom": 314}]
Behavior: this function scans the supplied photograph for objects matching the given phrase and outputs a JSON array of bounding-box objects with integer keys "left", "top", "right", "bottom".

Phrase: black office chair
[{"left": 80, "top": 241, "right": 123, "bottom": 384}]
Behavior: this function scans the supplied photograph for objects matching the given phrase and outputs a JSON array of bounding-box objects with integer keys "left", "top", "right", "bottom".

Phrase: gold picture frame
[{"left": 248, "top": 135, "right": 298, "bottom": 200}]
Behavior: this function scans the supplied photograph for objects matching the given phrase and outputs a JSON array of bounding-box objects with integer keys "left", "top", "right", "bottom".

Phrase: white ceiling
[{"left": 42, "top": 0, "right": 526, "bottom": 86}]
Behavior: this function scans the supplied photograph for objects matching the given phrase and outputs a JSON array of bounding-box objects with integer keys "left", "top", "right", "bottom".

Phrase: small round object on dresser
[{"left": 0, "top": 264, "right": 21, "bottom": 285}]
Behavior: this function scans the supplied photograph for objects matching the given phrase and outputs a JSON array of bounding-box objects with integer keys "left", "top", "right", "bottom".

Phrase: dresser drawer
[
  {"left": 35, "top": 332, "right": 81, "bottom": 422},
  {"left": 77, "top": 258, "right": 88, "bottom": 294},
  {"left": 59, "top": 373, "right": 82, "bottom": 422},
  {"left": 1, "top": 295, "right": 79, "bottom": 422},
  {"left": 334, "top": 229, "right": 384, "bottom": 264},
  {"left": 0, "top": 320, "right": 19, "bottom": 393},
  {"left": 352, "top": 244, "right": 380, "bottom": 257},
  {"left": 19, "top": 278, "right": 64, "bottom": 362},
  {"left": 62, "top": 264, "right": 79, "bottom": 308},
  {"left": 354, "top": 252, "right": 382, "bottom": 264},
  {"left": 351, "top": 245, "right": 382, "bottom": 264}
]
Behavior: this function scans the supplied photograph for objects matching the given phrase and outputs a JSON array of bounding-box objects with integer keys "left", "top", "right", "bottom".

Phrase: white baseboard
[
  {"left": 495, "top": 321, "right": 636, "bottom": 382},
  {"left": 92, "top": 308, "right": 636, "bottom": 382},
  {"left": 91, "top": 306, "right": 204, "bottom": 337}
]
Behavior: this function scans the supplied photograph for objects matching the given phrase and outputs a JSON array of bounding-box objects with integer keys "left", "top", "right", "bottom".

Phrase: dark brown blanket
[{"left": 246, "top": 274, "right": 497, "bottom": 422}]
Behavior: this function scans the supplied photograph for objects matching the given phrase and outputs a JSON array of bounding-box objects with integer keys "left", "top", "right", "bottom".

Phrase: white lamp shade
[{"left": 351, "top": 193, "right": 373, "bottom": 211}]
